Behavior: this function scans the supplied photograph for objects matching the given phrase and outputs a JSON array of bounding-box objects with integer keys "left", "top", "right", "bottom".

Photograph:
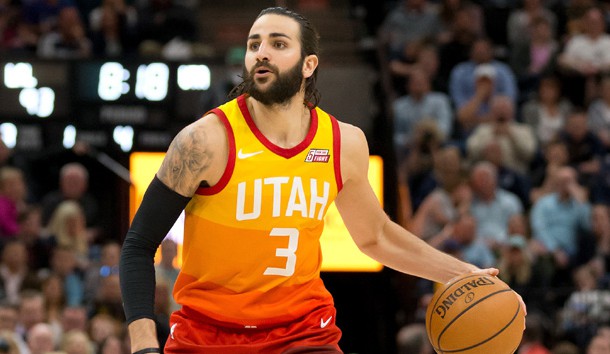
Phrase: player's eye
[
  {"left": 274, "top": 41, "right": 286, "bottom": 49},
  {"left": 248, "top": 42, "right": 260, "bottom": 51}
]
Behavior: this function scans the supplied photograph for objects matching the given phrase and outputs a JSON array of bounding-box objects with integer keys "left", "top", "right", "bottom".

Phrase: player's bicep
[{"left": 334, "top": 123, "right": 389, "bottom": 249}]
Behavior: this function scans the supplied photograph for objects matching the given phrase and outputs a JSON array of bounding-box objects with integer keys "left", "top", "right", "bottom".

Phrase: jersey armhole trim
[
  {"left": 196, "top": 108, "right": 235, "bottom": 195},
  {"left": 330, "top": 115, "right": 343, "bottom": 192}
]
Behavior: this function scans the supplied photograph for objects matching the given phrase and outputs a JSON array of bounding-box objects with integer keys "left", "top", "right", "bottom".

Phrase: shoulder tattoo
[{"left": 158, "top": 126, "right": 213, "bottom": 193}]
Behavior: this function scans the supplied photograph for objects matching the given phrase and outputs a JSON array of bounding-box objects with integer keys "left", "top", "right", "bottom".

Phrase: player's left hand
[
  {"left": 473, "top": 268, "right": 527, "bottom": 329},
  {"left": 470, "top": 267, "right": 499, "bottom": 277}
]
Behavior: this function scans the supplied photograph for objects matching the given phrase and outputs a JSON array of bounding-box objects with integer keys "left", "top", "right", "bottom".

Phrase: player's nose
[{"left": 255, "top": 41, "right": 271, "bottom": 62}]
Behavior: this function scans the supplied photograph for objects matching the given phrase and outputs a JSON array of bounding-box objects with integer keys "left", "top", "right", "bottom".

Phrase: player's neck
[{"left": 247, "top": 94, "right": 311, "bottom": 149}]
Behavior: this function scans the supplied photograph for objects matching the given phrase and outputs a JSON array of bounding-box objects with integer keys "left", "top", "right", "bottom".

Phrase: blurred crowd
[
  {"left": 379, "top": 1, "right": 610, "bottom": 354},
  {"left": 4, "top": 0, "right": 610, "bottom": 353},
  {"left": 0, "top": 138, "right": 180, "bottom": 354},
  {"left": 0, "top": 0, "right": 206, "bottom": 60}
]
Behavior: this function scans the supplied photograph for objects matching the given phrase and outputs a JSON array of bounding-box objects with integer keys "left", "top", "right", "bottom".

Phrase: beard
[{"left": 242, "top": 58, "right": 304, "bottom": 106}]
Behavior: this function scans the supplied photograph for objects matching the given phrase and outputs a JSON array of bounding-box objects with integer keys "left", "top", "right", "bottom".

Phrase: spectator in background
[
  {"left": 46, "top": 201, "right": 90, "bottom": 271},
  {"left": 397, "top": 120, "right": 445, "bottom": 213},
  {"left": 60, "top": 306, "right": 87, "bottom": 336},
  {"left": 84, "top": 241, "right": 120, "bottom": 314},
  {"left": 522, "top": 76, "right": 572, "bottom": 147},
  {"left": 437, "top": 4, "right": 482, "bottom": 90},
  {"left": 437, "top": 0, "right": 483, "bottom": 44},
  {"left": 469, "top": 161, "right": 524, "bottom": 252},
  {"left": 49, "top": 246, "right": 84, "bottom": 307},
  {"left": 450, "top": 37, "right": 518, "bottom": 140},
  {"left": 136, "top": 0, "right": 199, "bottom": 59},
  {"left": 0, "top": 302, "right": 18, "bottom": 334},
  {"left": 530, "top": 139, "right": 571, "bottom": 203},
  {"left": 88, "top": 0, "right": 138, "bottom": 57},
  {"left": 37, "top": 6, "right": 92, "bottom": 59},
  {"left": 16, "top": 290, "right": 47, "bottom": 340},
  {"left": 560, "top": 264, "right": 610, "bottom": 348},
  {"left": 410, "top": 146, "right": 469, "bottom": 242},
  {"left": 558, "top": 7, "right": 610, "bottom": 106},
  {"left": 41, "top": 163, "right": 99, "bottom": 239},
  {"left": 478, "top": 0, "right": 518, "bottom": 49},
  {"left": 0, "top": 0, "right": 24, "bottom": 50},
  {"left": 0, "top": 302, "right": 27, "bottom": 354},
  {"left": 155, "top": 239, "right": 179, "bottom": 314},
  {"left": 559, "top": 109, "right": 605, "bottom": 190},
  {"left": 414, "top": 45, "right": 446, "bottom": 93},
  {"left": 467, "top": 95, "right": 537, "bottom": 174},
  {"left": 557, "top": 0, "right": 597, "bottom": 39},
  {"left": 592, "top": 154, "right": 610, "bottom": 207},
  {"left": 481, "top": 140, "right": 531, "bottom": 209},
  {"left": 17, "top": 205, "right": 56, "bottom": 272},
  {"left": 0, "top": 167, "right": 28, "bottom": 240},
  {"left": 59, "top": 329, "right": 94, "bottom": 354},
  {"left": 40, "top": 273, "right": 64, "bottom": 343},
  {"left": 0, "top": 240, "right": 40, "bottom": 306},
  {"left": 506, "top": 0, "right": 557, "bottom": 49},
  {"left": 588, "top": 335, "right": 610, "bottom": 354},
  {"left": 21, "top": 0, "right": 76, "bottom": 42},
  {"left": 590, "top": 205, "right": 610, "bottom": 264},
  {"left": 530, "top": 166, "right": 592, "bottom": 286},
  {"left": 89, "top": 274, "right": 123, "bottom": 321},
  {"left": 99, "top": 334, "right": 124, "bottom": 354},
  {"left": 153, "top": 280, "right": 170, "bottom": 350},
  {"left": 88, "top": 313, "right": 120, "bottom": 352},
  {"left": 27, "top": 322, "right": 56, "bottom": 354},
  {"left": 395, "top": 323, "right": 434, "bottom": 354},
  {"left": 436, "top": 214, "right": 497, "bottom": 269},
  {"left": 199, "top": 46, "right": 246, "bottom": 113},
  {"left": 378, "top": 0, "right": 441, "bottom": 77},
  {"left": 392, "top": 66, "right": 453, "bottom": 160},
  {"left": 551, "top": 341, "right": 581, "bottom": 354},
  {"left": 498, "top": 235, "right": 544, "bottom": 314},
  {"left": 0, "top": 330, "right": 22, "bottom": 354},
  {"left": 588, "top": 75, "right": 610, "bottom": 152},
  {"left": 517, "top": 313, "right": 552, "bottom": 354},
  {"left": 509, "top": 16, "right": 560, "bottom": 102}
]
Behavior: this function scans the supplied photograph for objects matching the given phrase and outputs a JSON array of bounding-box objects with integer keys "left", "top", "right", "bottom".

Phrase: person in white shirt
[
  {"left": 558, "top": 6, "right": 610, "bottom": 105},
  {"left": 467, "top": 95, "right": 537, "bottom": 174}
]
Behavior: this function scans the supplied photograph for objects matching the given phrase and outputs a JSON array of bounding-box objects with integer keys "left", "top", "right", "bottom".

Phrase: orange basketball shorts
[{"left": 164, "top": 305, "right": 343, "bottom": 354}]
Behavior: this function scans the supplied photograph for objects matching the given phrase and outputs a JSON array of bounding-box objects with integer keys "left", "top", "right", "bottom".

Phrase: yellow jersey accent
[{"left": 174, "top": 95, "right": 342, "bottom": 326}]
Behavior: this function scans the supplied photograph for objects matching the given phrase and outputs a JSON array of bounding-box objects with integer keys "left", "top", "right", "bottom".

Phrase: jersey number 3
[{"left": 263, "top": 228, "right": 299, "bottom": 276}]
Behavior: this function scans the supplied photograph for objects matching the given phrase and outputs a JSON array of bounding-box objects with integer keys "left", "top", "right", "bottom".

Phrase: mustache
[{"left": 250, "top": 61, "right": 279, "bottom": 75}]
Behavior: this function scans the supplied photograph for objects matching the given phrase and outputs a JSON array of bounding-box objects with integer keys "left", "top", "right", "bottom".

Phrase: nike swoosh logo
[
  {"left": 320, "top": 316, "right": 332, "bottom": 328},
  {"left": 170, "top": 323, "right": 177, "bottom": 340},
  {"left": 237, "top": 149, "right": 263, "bottom": 159}
]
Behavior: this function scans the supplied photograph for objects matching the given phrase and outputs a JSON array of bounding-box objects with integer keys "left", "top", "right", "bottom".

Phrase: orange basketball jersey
[{"left": 173, "top": 94, "right": 343, "bottom": 328}]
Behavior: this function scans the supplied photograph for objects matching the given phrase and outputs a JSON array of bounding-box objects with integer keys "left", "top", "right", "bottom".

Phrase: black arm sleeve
[{"left": 119, "top": 176, "right": 191, "bottom": 324}]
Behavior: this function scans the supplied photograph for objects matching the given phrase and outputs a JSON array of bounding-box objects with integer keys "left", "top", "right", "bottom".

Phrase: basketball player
[{"left": 119, "top": 7, "right": 512, "bottom": 354}]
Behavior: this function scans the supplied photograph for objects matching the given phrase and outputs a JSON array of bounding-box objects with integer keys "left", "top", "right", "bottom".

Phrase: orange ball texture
[{"left": 425, "top": 274, "right": 525, "bottom": 354}]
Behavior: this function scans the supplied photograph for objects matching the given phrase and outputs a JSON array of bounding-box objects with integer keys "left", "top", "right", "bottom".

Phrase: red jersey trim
[
  {"left": 330, "top": 115, "right": 343, "bottom": 192},
  {"left": 195, "top": 108, "right": 235, "bottom": 195},
  {"left": 237, "top": 95, "right": 318, "bottom": 159}
]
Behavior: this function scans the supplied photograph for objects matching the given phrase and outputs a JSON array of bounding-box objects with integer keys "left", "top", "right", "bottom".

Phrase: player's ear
[{"left": 302, "top": 54, "right": 318, "bottom": 79}]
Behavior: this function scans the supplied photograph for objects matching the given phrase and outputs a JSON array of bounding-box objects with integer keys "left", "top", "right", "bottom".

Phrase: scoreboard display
[{"left": 0, "top": 59, "right": 226, "bottom": 152}]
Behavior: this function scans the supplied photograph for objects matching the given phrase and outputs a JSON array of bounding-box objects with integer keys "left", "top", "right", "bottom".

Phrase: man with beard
[{"left": 119, "top": 7, "right": 515, "bottom": 353}]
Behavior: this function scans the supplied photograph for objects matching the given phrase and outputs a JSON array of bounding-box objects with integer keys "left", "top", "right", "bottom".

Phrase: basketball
[{"left": 425, "top": 273, "right": 525, "bottom": 354}]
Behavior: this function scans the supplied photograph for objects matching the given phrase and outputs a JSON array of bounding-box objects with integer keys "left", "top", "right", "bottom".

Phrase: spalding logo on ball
[{"left": 425, "top": 274, "right": 525, "bottom": 354}]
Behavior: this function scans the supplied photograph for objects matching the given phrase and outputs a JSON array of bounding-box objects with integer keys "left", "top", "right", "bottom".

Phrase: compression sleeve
[{"left": 119, "top": 176, "right": 191, "bottom": 324}]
